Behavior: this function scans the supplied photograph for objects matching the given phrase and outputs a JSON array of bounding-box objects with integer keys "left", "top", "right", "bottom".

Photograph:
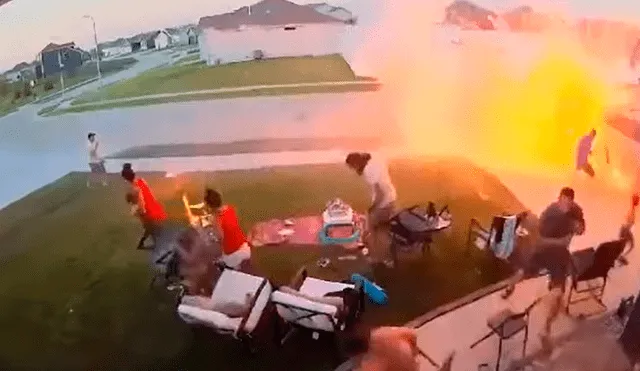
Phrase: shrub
[
  {"left": 252, "top": 49, "right": 264, "bottom": 61},
  {"left": 13, "top": 90, "right": 21, "bottom": 100},
  {"left": 44, "top": 80, "right": 54, "bottom": 91},
  {"left": 22, "top": 83, "right": 32, "bottom": 97}
]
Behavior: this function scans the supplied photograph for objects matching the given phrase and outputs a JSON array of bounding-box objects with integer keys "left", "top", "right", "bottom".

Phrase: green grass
[
  {"left": 73, "top": 54, "right": 361, "bottom": 105},
  {"left": 51, "top": 83, "right": 381, "bottom": 115},
  {"left": 174, "top": 54, "right": 200, "bottom": 65},
  {"left": 0, "top": 157, "right": 525, "bottom": 371}
]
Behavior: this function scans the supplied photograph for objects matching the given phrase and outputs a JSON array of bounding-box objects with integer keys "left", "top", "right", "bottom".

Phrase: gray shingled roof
[{"left": 198, "top": 0, "right": 342, "bottom": 30}]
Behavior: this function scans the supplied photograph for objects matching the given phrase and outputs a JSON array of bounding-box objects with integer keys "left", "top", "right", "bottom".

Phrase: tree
[{"left": 0, "top": 76, "right": 9, "bottom": 97}]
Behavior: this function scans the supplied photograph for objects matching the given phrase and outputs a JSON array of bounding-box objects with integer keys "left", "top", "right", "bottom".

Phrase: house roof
[
  {"left": 306, "top": 2, "right": 353, "bottom": 21},
  {"left": 129, "top": 31, "right": 163, "bottom": 43},
  {"left": 7, "top": 62, "right": 29, "bottom": 73},
  {"left": 198, "top": 0, "right": 343, "bottom": 31},
  {"left": 100, "top": 38, "right": 129, "bottom": 48},
  {"left": 40, "top": 42, "right": 76, "bottom": 54}
]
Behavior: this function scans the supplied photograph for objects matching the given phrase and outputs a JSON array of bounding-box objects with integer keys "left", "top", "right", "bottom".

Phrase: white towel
[{"left": 490, "top": 215, "right": 517, "bottom": 259}]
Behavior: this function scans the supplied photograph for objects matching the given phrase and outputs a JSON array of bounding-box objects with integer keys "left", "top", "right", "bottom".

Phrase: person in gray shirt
[{"left": 502, "top": 187, "right": 584, "bottom": 350}]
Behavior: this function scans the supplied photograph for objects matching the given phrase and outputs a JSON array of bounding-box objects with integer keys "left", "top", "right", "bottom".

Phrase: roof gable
[
  {"left": 198, "top": 0, "right": 343, "bottom": 30},
  {"left": 41, "top": 42, "right": 76, "bottom": 54}
]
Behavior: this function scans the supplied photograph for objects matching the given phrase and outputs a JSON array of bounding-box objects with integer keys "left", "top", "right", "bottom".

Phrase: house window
[{"left": 284, "top": 26, "right": 296, "bottom": 31}]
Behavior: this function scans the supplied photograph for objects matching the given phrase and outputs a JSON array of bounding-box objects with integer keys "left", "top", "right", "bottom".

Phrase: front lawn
[
  {"left": 0, "top": 157, "right": 524, "bottom": 371},
  {"left": 72, "top": 54, "right": 367, "bottom": 105},
  {"left": 50, "top": 82, "right": 380, "bottom": 115}
]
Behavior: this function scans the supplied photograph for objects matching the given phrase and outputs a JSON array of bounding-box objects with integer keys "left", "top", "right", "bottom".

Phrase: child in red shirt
[
  {"left": 121, "top": 164, "right": 167, "bottom": 246},
  {"left": 204, "top": 188, "right": 251, "bottom": 270}
]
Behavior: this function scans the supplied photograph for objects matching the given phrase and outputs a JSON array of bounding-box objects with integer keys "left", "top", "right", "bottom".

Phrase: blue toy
[
  {"left": 319, "top": 224, "right": 361, "bottom": 245},
  {"left": 351, "top": 273, "right": 388, "bottom": 305}
]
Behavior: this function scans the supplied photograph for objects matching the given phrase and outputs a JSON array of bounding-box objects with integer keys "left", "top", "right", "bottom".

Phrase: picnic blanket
[{"left": 249, "top": 215, "right": 366, "bottom": 249}]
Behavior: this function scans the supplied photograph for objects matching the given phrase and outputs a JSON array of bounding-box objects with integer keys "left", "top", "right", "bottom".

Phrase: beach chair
[
  {"left": 470, "top": 297, "right": 542, "bottom": 371},
  {"left": 567, "top": 239, "right": 626, "bottom": 314},
  {"left": 270, "top": 271, "right": 365, "bottom": 347},
  {"left": 466, "top": 212, "right": 528, "bottom": 260},
  {"left": 177, "top": 268, "right": 273, "bottom": 350}
]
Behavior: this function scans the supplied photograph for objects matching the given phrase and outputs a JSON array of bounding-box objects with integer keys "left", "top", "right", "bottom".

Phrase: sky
[{"left": 0, "top": 0, "right": 638, "bottom": 71}]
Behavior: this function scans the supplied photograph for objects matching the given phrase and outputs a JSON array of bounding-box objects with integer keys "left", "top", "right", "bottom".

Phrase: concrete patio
[{"left": 413, "top": 125, "right": 640, "bottom": 371}]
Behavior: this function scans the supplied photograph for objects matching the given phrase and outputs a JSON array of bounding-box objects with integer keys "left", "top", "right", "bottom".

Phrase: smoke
[{"left": 344, "top": 1, "right": 633, "bottom": 176}]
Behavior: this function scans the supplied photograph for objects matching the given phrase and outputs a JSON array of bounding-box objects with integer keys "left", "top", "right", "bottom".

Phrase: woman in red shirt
[
  {"left": 204, "top": 188, "right": 251, "bottom": 270},
  {"left": 121, "top": 163, "right": 167, "bottom": 241}
]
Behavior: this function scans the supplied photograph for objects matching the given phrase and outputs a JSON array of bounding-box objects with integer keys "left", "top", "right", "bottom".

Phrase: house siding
[
  {"left": 41, "top": 48, "right": 83, "bottom": 77},
  {"left": 103, "top": 45, "right": 132, "bottom": 58},
  {"left": 199, "top": 23, "right": 348, "bottom": 65},
  {"left": 154, "top": 32, "right": 170, "bottom": 49}
]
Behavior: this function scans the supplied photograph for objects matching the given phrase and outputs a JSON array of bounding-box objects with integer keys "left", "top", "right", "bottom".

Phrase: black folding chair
[
  {"left": 567, "top": 240, "right": 626, "bottom": 314},
  {"left": 470, "top": 297, "right": 542, "bottom": 371}
]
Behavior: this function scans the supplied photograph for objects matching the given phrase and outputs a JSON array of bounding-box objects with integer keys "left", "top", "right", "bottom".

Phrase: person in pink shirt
[{"left": 575, "top": 129, "right": 597, "bottom": 177}]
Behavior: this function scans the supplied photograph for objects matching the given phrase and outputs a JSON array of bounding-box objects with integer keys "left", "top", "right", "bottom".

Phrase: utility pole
[
  {"left": 58, "top": 50, "right": 65, "bottom": 100},
  {"left": 83, "top": 15, "right": 102, "bottom": 87}
]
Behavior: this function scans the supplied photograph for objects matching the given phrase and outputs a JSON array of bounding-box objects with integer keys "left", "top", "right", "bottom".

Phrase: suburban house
[
  {"left": 165, "top": 25, "right": 198, "bottom": 46},
  {"left": 306, "top": 2, "right": 356, "bottom": 23},
  {"left": 37, "top": 42, "right": 84, "bottom": 77},
  {"left": 129, "top": 30, "right": 172, "bottom": 51},
  {"left": 197, "top": 0, "right": 352, "bottom": 66},
  {"left": 100, "top": 38, "right": 132, "bottom": 58},
  {"left": 2, "top": 62, "right": 31, "bottom": 82}
]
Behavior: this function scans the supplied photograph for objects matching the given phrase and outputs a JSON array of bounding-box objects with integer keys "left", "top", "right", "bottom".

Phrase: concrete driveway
[{"left": 0, "top": 90, "right": 389, "bottom": 209}]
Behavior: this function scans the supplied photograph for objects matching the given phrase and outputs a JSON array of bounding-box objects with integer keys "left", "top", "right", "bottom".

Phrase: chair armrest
[{"left": 236, "top": 278, "right": 269, "bottom": 337}]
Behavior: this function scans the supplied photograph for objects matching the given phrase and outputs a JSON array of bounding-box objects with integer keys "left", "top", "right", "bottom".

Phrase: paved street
[{"left": 0, "top": 89, "right": 389, "bottom": 208}]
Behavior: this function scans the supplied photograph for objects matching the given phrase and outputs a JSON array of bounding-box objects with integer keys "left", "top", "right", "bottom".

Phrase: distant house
[
  {"left": 100, "top": 38, "right": 132, "bottom": 58},
  {"left": 165, "top": 25, "right": 197, "bottom": 46},
  {"left": 444, "top": 0, "right": 496, "bottom": 30},
  {"left": 2, "top": 62, "right": 30, "bottom": 82},
  {"left": 197, "top": 0, "right": 351, "bottom": 66},
  {"left": 129, "top": 30, "right": 171, "bottom": 51},
  {"left": 306, "top": 2, "right": 355, "bottom": 23},
  {"left": 187, "top": 27, "right": 199, "bottom": 45},
  {"left": 37, "top": 42, "right": 84, "bottom": 77}
]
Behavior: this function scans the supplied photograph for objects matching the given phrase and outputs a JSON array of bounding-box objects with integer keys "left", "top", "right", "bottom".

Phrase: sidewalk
[
  {"left": 65, "top": 80, "right": 380, "bottom": 109},
  {"left": 414, "top": 126, "right": 640, "bottom": 370}
]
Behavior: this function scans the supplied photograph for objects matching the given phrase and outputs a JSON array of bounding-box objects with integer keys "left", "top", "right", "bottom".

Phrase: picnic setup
[
  {"left": 134, "top": 190, "right": 465, "bottom": 351},
  {"left": 125, "top": 159, "right": 640, "bottom": 371}
]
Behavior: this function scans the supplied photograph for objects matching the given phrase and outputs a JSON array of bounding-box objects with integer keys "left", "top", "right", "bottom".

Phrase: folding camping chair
[
  {"left": 470, "top": 297, "right": 543, "bottom": 371},
  {"left": 270, "top": 273, "right": 365, "bottom": 347},
  {"left": 177, "top": 268, "right": 273, "bottom": 350},
  {"left": 148, "top": 224, "right": 185, "bottom": 290},
  {"left": 466, "top": 212, "right": 528, "bottom": 259},
  {"left": 567, "top": 239, "right": 626, "bottom": 314}
]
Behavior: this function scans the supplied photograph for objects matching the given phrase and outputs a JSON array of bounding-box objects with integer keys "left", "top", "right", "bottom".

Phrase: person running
[
  {"left": 501, "top": 187, "right": 584, "bottom": 347},
  {"left": 345, "top": 152, "right": 398, "bottom": 268},
  {"left": 619, "top": 193, "right": 639, "bottom": 265},
  {"left": 87, "top": 132, "right": 107, "bottom": 187},
  {"left": 203, "top": 188, "right": 251, "bottom": 271},
  {"left": 576, "top": 129, "right": 597, "bottom": 178},
  {"left": 121, "top": 163, "right": 167, "bottom": 241}
]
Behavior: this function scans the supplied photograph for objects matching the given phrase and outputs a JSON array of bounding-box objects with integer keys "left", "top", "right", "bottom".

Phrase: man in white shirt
[
  {"left": 87, "top": 132, "right": 107, "bottom": 187},
  {"left": 346, "top": 152, "right": 398, "bottom": 268}
]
